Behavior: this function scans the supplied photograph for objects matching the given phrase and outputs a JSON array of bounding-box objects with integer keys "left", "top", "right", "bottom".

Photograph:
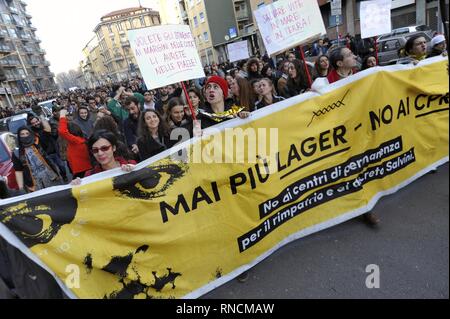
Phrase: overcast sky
[{"left": 26, "top": 0, "right": 159, "bottom": 75}]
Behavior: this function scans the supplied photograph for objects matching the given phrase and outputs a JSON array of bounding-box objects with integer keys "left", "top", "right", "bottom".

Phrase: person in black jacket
[
  {"left": 123, "top": 96, "right": 141, "bottom": 159},
  {"left": 137, "top": 109, "right": 170, "bottom": 161},
  {"left": 286, "top": 59, "right": 311, "bottom": 98}
]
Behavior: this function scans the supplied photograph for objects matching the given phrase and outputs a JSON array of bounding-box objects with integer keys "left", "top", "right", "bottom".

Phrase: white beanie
[{"left": 431, "top": 34, "right": 446, "bottom": 47}]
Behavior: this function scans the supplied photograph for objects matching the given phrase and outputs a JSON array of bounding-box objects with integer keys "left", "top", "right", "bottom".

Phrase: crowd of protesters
[
  {"left": 0, "top": 32, "right": 447, "bottom": 195},
  {"left": 0, "top": 30, "right": 448, "bottom": 296}
]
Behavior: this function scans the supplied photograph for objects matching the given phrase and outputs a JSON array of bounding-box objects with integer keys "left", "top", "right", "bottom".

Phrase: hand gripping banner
[{"left": 0, "top": 57, "right": 448, "bottom": 299}]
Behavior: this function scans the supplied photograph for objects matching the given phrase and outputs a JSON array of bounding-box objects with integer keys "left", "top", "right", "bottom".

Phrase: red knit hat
[{"left": 205, "top": 75, "right": 228, "bottom": 98}]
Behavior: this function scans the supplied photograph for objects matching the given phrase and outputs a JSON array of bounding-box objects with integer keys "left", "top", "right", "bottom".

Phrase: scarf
[{"left": 24, "top": 146, "right": 60, "bottom": 191}]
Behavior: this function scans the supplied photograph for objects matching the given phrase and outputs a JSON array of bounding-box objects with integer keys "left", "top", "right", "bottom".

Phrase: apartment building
[
  {"left": 0, "top": 0, "right": 56, "bottom": 105},
  {"left": 81, "top": 6, "right": 161, "bottom": 86}
]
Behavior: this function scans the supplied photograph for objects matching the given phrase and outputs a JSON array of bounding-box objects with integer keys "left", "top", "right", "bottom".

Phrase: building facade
[
  {"left": 184, "top": 0, "right": 260, "bottom": 66},
  {"left": 248, "top": 0, "right": 448, "bottom": 56},
  {"left": 157, "top": 0, "right": 187, "bottom": 25},
  {"left": 81, "top": 7, "right": 161, "bottom": 86},
  {"left": 0, "top": 0, "right": 56, "bottom": 106},
  {"left": 317, "top": 0, "right": 448, "bottom": 41}
]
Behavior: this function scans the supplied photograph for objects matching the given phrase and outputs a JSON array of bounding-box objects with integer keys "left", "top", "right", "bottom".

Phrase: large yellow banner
[{"left": 0, "top": 58, "right": 448, "bottom": 299}]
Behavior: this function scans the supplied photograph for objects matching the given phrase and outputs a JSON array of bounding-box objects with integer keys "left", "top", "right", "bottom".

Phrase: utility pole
[{"left": 11, "top": 40, "right": 35, "bottom": 93}]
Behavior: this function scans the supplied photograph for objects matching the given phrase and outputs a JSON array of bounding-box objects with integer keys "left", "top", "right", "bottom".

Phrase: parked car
[
  {"left": 0, "top": 132, "right": 19, "bottom": 190},
  {"left": 378, "top": 25, "right": 432, "bottom": 41},
  {"left": 377, "top": 31, "right": 433, "bottom": 66}
]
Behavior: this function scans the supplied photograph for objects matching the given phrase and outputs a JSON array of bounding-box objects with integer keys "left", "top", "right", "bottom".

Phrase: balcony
[
  {"left": 1, "top": 59, "right": 20, "bottom": 67},
  {"left": 120, "top": 39, "right": 130, "bottom": 47},
  {"left": 44, "top": 61, "right": 50, "bottom": 66},
  {"left": 9, "top": 7, "right": 19, "bottom": 14},
  {"left": 38, "top": 48, "right": 46, "bottom": 54},
  {"left": 0, "top": 44, "right": 13, "bottom": 53},
  {"left": 0, "top": 30, "right": 8, "bottom": 38},
  {"left": 25, "top": 13, "right": 32, "bottom": 19},
  {"left": 20, "top": 0, "right": 27, "bottom": 6},
  {"left": 23, "top": 46, "right": 34, "bottom": 53},
  {"left": 6, "top": 74, "right": 23, "bottom": 81}
]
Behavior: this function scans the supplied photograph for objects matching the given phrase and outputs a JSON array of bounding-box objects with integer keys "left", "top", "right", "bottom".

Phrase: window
[
  {"left": 193, "top": 16, "right": 198, "bottom": 27},
  {"left": 117, "top": 23, "right": 123, "bottom": 31},
  {"left": 2, "top": 14, "right": 12, "bottom": 24},
  {"left": 382, "top": 40, "right": 401, "bottom": 52},
  {"left": 197, "top": 35, "right": 202, "bottom": 43},
  {"left": 140, "top": 16, "right": 146, "bottom": 27},
  {"left": 107, "top": 24, "right": 113, "bottom": 34},
  {"left": 8, "top": 28, "right": 17, "bottom": 38},
  {"left": 199, "top": 12, "right": 205, "bottom": 23},
  {"left": 203, "top": 32, "right": 209, "bottom": 42}
]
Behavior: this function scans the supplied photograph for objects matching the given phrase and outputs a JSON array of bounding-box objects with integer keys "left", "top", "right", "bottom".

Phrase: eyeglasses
[{"left": 91, "top": 145, "right": 112, "bottom": 154}]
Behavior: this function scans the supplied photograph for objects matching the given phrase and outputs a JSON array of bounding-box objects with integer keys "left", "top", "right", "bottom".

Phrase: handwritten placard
[
  {"left": 227, "top": 40, "right": 250, "bottom": 63},
  {"left": 360, "top": 0, "right": 392, "bottom": 39},
  {"left": 253, "top": 0, "right": 326, "bottom": 56},
  {"left": 128, "top": 25, "right": 205, "bottom": 89}
]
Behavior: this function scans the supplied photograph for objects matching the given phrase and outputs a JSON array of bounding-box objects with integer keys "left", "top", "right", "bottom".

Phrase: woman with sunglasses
[{"left": 83, "top": 130, "right": 136, "bottom": 177}]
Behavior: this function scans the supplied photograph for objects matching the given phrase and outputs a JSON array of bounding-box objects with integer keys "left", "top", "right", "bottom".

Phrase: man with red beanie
[{"left": 200, "top": 75, "right": 250, "bottom": 128}]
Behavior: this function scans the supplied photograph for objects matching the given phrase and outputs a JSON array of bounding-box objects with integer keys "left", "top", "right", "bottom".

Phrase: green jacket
[{"left": 107, "top": 93, "right": 145, "bottom": 121}]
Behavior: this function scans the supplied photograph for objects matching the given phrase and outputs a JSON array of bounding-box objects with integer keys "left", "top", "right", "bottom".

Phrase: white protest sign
[
  {"left": 253, "top": 0, "right": 326, "bottom": 57},
  {"left": 127, "top": 25, "right": 205, "bottom": 89},
  {"left": 360, "top": 0, "right": 392, "bottom": 39},
  {"left": 227, "top": 40, "right": 250, "bottom": 63}
]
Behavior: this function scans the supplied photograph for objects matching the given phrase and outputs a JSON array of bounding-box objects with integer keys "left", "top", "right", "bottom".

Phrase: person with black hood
[
  {"left": 73, "top": 105, "right": 94, "bottom": 138},
  {"left": 12, "top": 126, "right": 62, "bottom": 192}
]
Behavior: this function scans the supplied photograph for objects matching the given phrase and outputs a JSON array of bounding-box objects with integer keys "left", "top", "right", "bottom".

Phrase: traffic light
[{"left": 0, "top": 66, "right": 7, "bottom": 83}]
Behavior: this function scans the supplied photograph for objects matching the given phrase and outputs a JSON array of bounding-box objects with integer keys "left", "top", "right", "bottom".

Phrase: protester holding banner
[
  {"left": 12, "top": 126, "right": 62, "bottom": 192},
  {"left": 84, "top": 130, "right": 136, "bottom": 177},
  {"left": 92, "top": 115, "right": 131, "bottom": 161},
  {"left": 137, "top": 110, "right": 170, "bottom": 161},
  {"left": 398, "top": 35, "right": 429, "bottom": 65},
  {"left": 200, "top": 76, "right": 249, "bottom": 128},
  {"left": 254, "top": 78, "right": 285, "bottom": 110},
  {"left": 286, "top": 59, "right": 311, "bottom": 98},
  {"left": 58, "top": 109, "right": 92, "bottom": 179}
]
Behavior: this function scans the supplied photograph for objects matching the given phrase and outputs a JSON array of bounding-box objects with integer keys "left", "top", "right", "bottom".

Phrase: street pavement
[{"left": 204, "top": 163, "right": 449, "bottom": 299}]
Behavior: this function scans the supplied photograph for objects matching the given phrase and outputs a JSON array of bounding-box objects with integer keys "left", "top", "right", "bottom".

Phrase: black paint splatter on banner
[{"left": 0, "top": 189, "right": 78, "bottom": 248}]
